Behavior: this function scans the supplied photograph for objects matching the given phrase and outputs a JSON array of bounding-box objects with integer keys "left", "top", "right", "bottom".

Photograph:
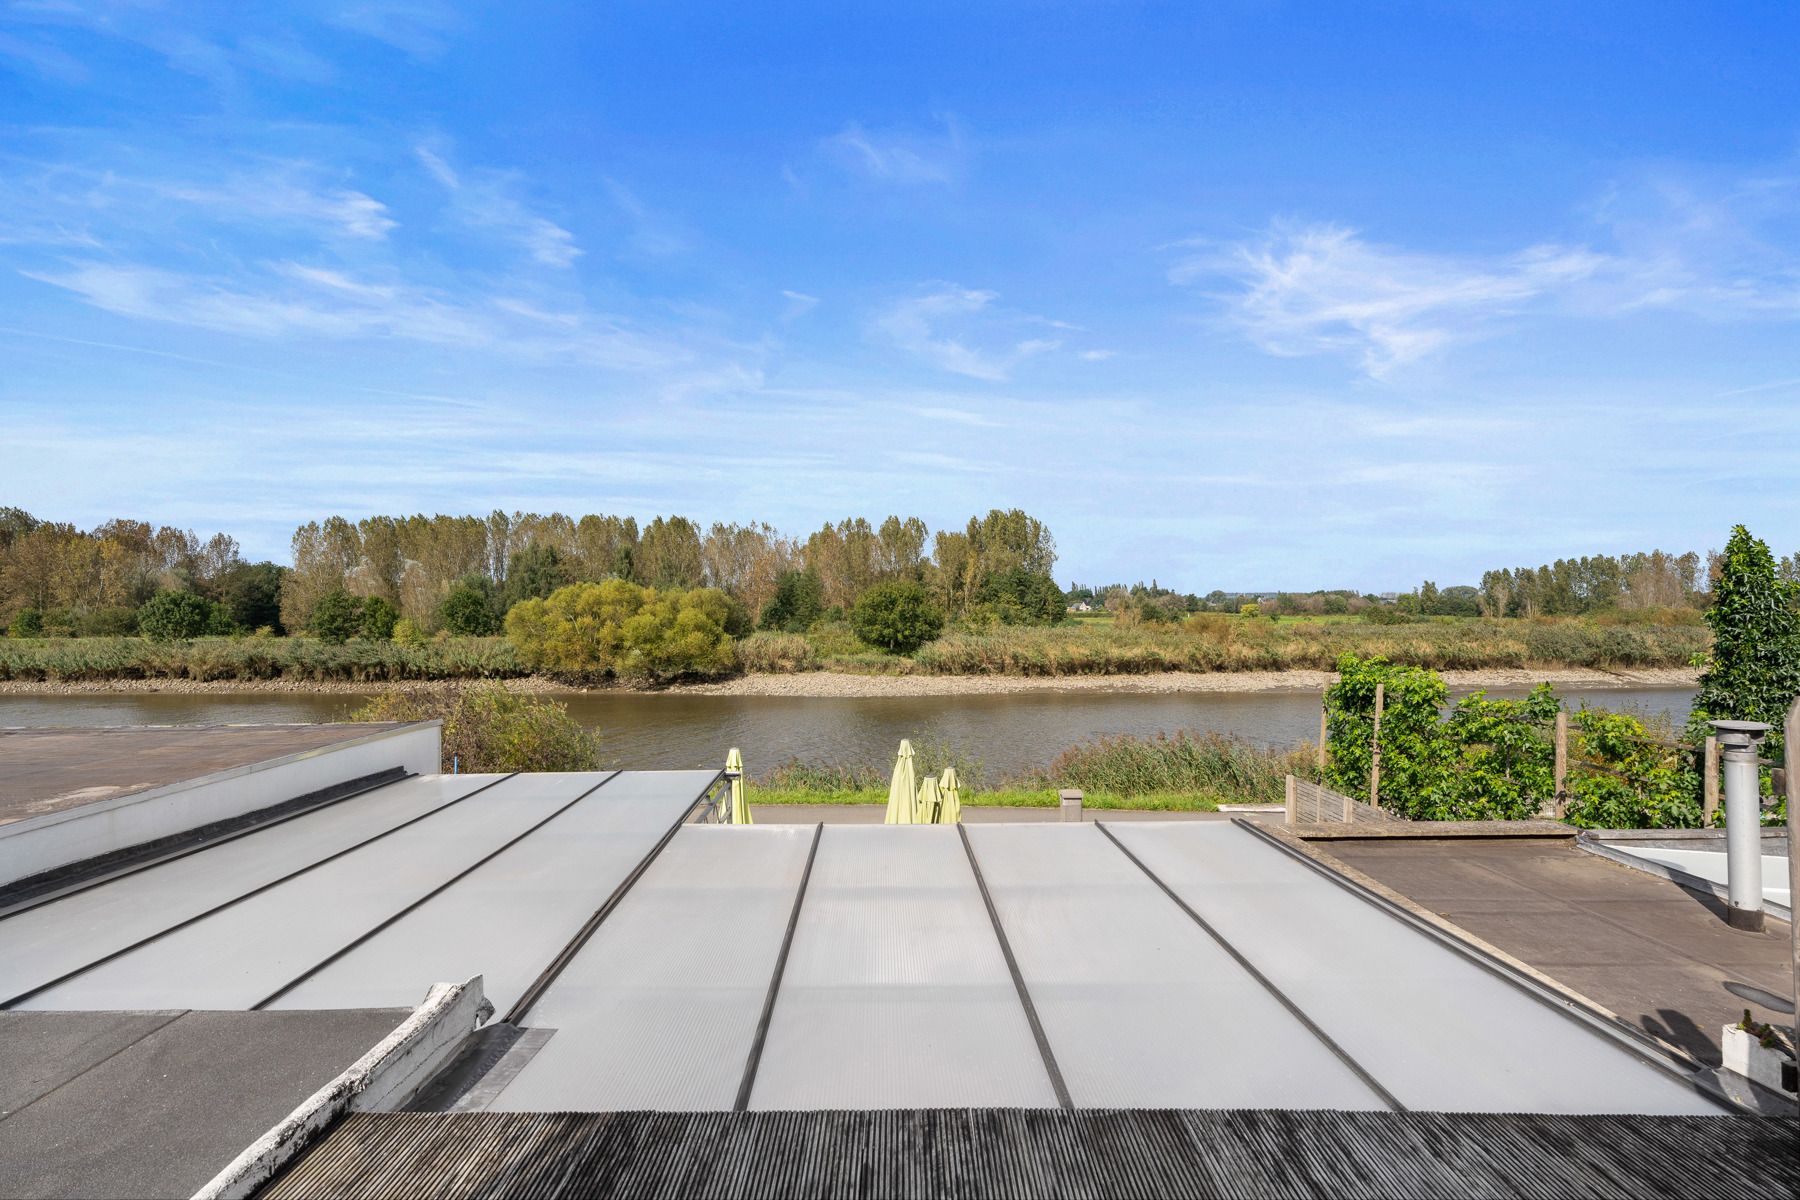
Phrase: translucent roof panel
[
  {"left": 487, "top": 825, "right": 815, "bottom": 1112},
  {"left": 1104, "top": 822, "right": 1721, "bottom": 1115},
  {"left": 964, "top": 823, "right": 1387, "bottom": 1110},
  {"left": 269, "top": 770, "right": 718, "bottom": 1014},
  {"left": 749, "top": 826, "right": 1060, "bottom": 1110}
]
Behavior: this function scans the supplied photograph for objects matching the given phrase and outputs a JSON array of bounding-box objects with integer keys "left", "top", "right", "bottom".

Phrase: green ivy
[{"left": 1564, "top": 707, "right": 1702, "bottom": 829}]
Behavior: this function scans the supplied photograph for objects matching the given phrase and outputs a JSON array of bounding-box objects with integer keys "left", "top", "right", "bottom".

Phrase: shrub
[
  {"left": 351, "top": 683, "right": 601, "bottom": 772},
  {"left": 505, "top": 579, "right": 737, "bottom": 682},
  {"left": 7, "top": 608, "right": 43, "bottom": 638},
  {"left": 736, "top": 631, "right": 815, "bottom": 673},
  {"left": 975, "top": 568, "right": 1065, "bottom": 625},
  {"left": 359, "top": 595, "right": 400, "bottom": 640},
  {"left": 759, "top": 569, "right": 825, "bottom": 633},
  {"left": 1563, "top": 707, "right": 1702, "bottom": 829},
  {"left": 78, "top": 606, "right": 139, "bottom": 636},
  {"left": 440, "top": 576, "right": 502, "bottom": 636},
  {"left": 138, "top": 591, "right": 222, "bottom": 641},
  {"left": 308, "top": 588, "right": 363, "bottom": 644},
  {"left": 851, "top": 581, "right": 943, "bottom": 653},
  {"left": 218, "top": 561, "right": 286, "bottom": 633},
  {"left": 392, "top": 617, "right": 428, "bottom": 648}
]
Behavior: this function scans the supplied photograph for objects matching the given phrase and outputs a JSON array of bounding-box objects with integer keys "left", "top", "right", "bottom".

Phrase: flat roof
[
  {"left": 0, "top": 724, "right": 404, "bottom": 827},
  {"left": 0, "top": 1008, "right": 406, "bottom": 1200},
  {"left": 1319, "top": 836, "right": 1798, "bottom": 1070}
]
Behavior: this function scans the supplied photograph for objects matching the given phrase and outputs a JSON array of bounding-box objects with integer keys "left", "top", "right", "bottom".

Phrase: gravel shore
[{"left": 0, "top": 665, "right": 1699, "bottom": 699}]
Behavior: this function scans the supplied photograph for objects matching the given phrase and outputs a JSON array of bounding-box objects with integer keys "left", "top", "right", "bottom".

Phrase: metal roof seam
[
  {"left": 247, "top": 772, "right": 623, "bottom": 1011},
  {"left": 958, "top": 822, "right": 1075, "bottom": 1112},
  {"left": 0, "top": 769, "right": 414, "bottom": 922},
  {"left": 501, "top": 772, "right": 722, "bottom": 1027},
  {"left": 0, "top": 772, "right": 519, "bottom": 1010},
  {"left": 1093, "top": 820, "right": 1404, "bottom": 1112},
  {"left": 1227, "top": 816, "right": 1739, "bottom": 1113},
  {"left": 734, "top": 822, "right": 823, "bottom": 1112}
]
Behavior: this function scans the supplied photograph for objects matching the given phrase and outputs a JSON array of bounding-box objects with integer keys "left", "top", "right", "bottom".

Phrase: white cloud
[
  {"left": 781, "top": 289, "right": 818, "bottom": 319},
  {"left": 1079, "top": 349, "right": 1116, "bottom": 362},
  {"left": 872, "top": 286, "right": 1062, "bottom": 381},
  {"left": 821, "top": 119, "right": 963, "bottom": 185},
  {"left": 416, "top": 144, "right": 581, "bottom": 268},
  {"left": 1174, "top": 222, "right": 1605, "bottom": 376}
]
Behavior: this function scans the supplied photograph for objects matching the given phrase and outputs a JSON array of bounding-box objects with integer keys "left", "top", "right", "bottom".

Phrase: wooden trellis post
[
  {"left": 1368, "top": 682, "right": 1385, "bottom": 814},
  {"left": 1285, "top": 773, "right": 1297, "bottom": 825},
  {"left": 1784, "top": 696, "right": 1798, "bottom": 1116},
  {"left": 1554, "top": 712, "right": 1568, "bottom": 818},
  {"left": 1317, "top": 697, "right": 1328, "bottom": 772},
  {"left": 1703, "top": 736, "right": 1720, "bottom": 824}
]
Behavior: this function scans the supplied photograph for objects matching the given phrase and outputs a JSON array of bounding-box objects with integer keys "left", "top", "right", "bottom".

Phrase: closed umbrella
[
  {"left": 725, "top": 747, "right": 752, "bottom": 825},
  {"left": 916, "top": 775, "right": 942, "bottom": 825},
  {"left": 937, "top": 767, "right": 962, "bottom": 825},
  {"left": 883, "top": 739, "right": 919, "bottom": 824}
]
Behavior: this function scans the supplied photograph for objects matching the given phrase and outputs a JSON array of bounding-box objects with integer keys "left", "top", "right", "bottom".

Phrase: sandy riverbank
[{"left": 0, "top": 665, "right": 1699, "bottom": 699}]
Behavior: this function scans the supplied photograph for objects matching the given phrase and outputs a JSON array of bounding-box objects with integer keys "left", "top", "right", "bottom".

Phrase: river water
[{"left": 0, "top": 686, "right": 1696, "bottom": 781}]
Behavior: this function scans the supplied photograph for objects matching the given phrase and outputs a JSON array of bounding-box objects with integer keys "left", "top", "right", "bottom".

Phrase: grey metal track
[
  {"left": 958, "top": 823, "right": 1073, "bottom": 1111},
  {"left": 250, "top": 773, "right": 620, "bottom": 1010},
  {"left": 0, "top": 773, "right": 517, "bottom": 1009},
  {"left": 733, "top": 823, "right": 822, "bottom": 1112},
  {"left": 1094, "top": 821, "right": 1402, "bottom": 1111}
]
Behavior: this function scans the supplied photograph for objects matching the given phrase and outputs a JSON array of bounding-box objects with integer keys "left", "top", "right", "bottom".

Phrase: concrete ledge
[
  {"left": 0, "top": 722, "right": 440, "bottom": 887},
  {"left": 191, "top": 976, "right": 492, "bottom": 1200},
  {"left": 1289, "top": 819, "right": 1574, "bottom": 841}
]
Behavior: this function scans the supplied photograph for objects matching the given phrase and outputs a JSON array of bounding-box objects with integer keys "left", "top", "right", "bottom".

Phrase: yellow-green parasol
[
  {"left": 883, "top": 739, "right": 919, "bottom": 824},
  {"left": 725, "top": 746, "right": 752, "bottom": 824},
  {"left": 915, "top": 775, "right": 942, "bottom": 825},
  {"left": 937, "top": 767, "right": 962, "bottom": 825}
]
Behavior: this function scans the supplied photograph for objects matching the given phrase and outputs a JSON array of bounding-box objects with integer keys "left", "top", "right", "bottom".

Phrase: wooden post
[
  {"left": 1553, "top": 711, "right": 1568, "bottom": 819},
  {"left": 1368, "top": 682, "right": 1385, "bottom": 813},
  {"left": 1317, "top": 699, "right": 1328, "bottom": 773},
  {"left": 1785, "top": 696, "right": 1799, "bottom": 1118},
  {"left": 1285, "top": 774, "right": 1297, "bottom": 826},
  {"left": 1703, "top": 735, "right": 1720, "bottom": 825}
]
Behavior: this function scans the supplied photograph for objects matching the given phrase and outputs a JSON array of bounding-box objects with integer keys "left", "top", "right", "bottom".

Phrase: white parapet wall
[{"left": 0, "top": 722, "right": 440, "bottom": 889}]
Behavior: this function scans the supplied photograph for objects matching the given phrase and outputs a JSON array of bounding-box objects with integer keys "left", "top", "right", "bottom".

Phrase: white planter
[{"left": 1721, "top": 1023, "right": 1797, "bottom": 1095}]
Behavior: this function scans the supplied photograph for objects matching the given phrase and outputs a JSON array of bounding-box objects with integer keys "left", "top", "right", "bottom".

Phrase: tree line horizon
[{"left": 1, "top": 504, "right": 1794, "bottom": 639}]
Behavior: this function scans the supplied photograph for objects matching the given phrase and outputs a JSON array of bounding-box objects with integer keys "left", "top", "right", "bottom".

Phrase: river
[{"left": 0, "top": 686, "right": 1696, "bottom": 781}]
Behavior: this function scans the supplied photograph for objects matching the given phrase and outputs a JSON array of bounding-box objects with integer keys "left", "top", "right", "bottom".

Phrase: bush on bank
[
  {"left": 352, "top": 683, "right": 600, "bottom": 772},
  {"left": 504, "top": 580, "right": 736, "bottom": 683}
]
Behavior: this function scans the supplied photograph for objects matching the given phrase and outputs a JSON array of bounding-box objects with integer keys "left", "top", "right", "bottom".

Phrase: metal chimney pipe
[{"left": 1711, "top": 720, "right": 1772, "bottom": 931}]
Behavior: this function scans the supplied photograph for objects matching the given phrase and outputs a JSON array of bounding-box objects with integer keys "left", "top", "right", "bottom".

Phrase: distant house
[{"left": 1067, "top": 601, "right": 1095, "bottom": 613}]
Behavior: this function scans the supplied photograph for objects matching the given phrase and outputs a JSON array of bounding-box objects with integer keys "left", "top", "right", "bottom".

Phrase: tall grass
[{"left": 0, "top": 636, "right": 523, "bottom": 682}]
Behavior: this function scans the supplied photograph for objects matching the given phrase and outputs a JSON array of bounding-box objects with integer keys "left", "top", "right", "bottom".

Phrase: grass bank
[
  {"left": 749, "top": 730, "right": 1308, "bottom": 812},
  {"left": 0, "top": 615, "right": 1707, "bottom": 685}
]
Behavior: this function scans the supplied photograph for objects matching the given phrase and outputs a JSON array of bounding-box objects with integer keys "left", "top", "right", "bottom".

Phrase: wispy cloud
[
  {"left": 781, "top": 289, "right": 818, "bottom": 320},
  {"left": 416, "top": 143, "right": 581, "bottom": 268},
  {"left": 872, "top": 285, "right": 1060, "bottom": 381},
  {"left": 330, "top": 2, "right": 464, "bottom": 59},
  {"left": 1173, "top": 222, "right": 1605, "bottom": 376},
  {"left": 821, "top": 118, "right": 965, "bottom": 185}
]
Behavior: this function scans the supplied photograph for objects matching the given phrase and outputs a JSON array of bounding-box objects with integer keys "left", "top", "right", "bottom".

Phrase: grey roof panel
[
  {"left": 1103, "top": 821, "right": 1722, "bottom": 1114},
  {"left": 270, "top": 770, "right": 717, "bottom": 1013},
  {"left": 487, "top": 824, "right": 814, "bottom": 1112},
  {"left": 0, "top": 774, "right": 500, "bottom": 1002},
  {"left": 749, "top": 826, "right": 1060, "bottom": 1110},
  {"left": 15, "top": 773, "right": 599, "bottom": 1011},
  {"left": 963, "top": 823, "right": 1387, "bottom": 1110}
]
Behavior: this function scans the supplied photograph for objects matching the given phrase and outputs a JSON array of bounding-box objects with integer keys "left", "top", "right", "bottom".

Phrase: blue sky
[{"left": 2, "top": 2, "right": 1797, "bottom": 592}]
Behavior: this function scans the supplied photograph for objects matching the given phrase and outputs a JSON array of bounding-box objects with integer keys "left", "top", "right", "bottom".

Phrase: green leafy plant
[
  {"left": 439, "top": 576, "right": 503, "bottom": 636},
  {"left": 850, "top": 581, "right": 943, "bottom": 653},
  {"left": 504, "top": 579, "right": 736, "bottom": 682},
  {"left": 758, "top": 569, "right": 824, "bottom": 633},
  {"left": 7, "top": 608, "right": 44, "bottom": 638},
  {"left": 1690, "top": 525, "right": 1800, "bottom": 769},
  {"left": 351, "top": 683, "right": 600, "bottom": 772},
  {"left": 138, "top": 590, "right": 226, "bottom": 642},
  {"left": 307, "top": 588, "right": 363, "bottom": 644},
  {"left": 1563, "top": 707, "right": 1702, "bottom": 829}
]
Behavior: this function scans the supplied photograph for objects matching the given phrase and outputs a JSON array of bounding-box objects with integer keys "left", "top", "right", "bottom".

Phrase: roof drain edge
[
  {"left": 251, "top": 772, "right": 622, "bottom": 1010},
  {"left": 959, "top": 823, "right": 1075, "bottom": 1110},
  {"left": 733, "top": 821, "right": 823, "bottom": 1111},
  {"left": 1095, "top": 820, "right": 1403, "bottom": 1112}
]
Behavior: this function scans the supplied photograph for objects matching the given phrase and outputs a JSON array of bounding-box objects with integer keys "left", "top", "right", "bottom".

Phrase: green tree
[
  {"left": 217, "top": 561, "right": 286, "bottom": 633},
  {"left": 138, "top": 590, "right": 222, "bottom": 641},
  {"left": 7, "top": 608, "right": 43, "bottom": 637},
  {"left": 439, "top": 576, "right": 502, "bottom": 635},
  {"left": 499, "top": 544, "right": 571, "bottom": 614},
  {"left": 308, "top": 588, "right": 364, "bottom": 644},
  {"left": 1689, "top": 524, "right": 1800, "bottom": 764},
  {"left": 759, "top": 569, "right": 825, "bottom": 632},
  {"left": 976, "top": 568, "right": 1065, "bottom": 625},
  {"left": 505, "top": 580, "right": 736, "bottom": 681},
  {"left": 851, "top": 581, "right": 943, "bottom": 653},
  {"left": 359, "top": 595, "right": 400, "bottom": 640}
]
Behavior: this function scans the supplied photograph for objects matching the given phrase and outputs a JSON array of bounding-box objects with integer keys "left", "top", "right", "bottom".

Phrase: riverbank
[{"left": 0, "top": 664, "right": 1700, "bottom": 698}]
